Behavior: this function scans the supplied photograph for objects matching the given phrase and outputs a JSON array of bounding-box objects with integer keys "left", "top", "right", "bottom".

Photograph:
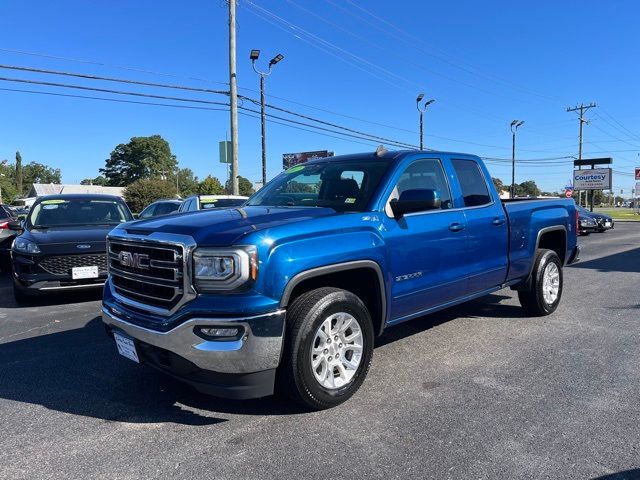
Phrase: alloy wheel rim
[
  {"left": 310, "top": 312, "right": 363, "bottom": 389},
  {"left": 542, "top": 262, "right": 560, "bottom": 304}
]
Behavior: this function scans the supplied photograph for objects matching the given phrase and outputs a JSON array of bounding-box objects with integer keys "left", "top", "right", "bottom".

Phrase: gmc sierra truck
[{"left": 102, "top": 149, "right": 579, "bottom": 410}]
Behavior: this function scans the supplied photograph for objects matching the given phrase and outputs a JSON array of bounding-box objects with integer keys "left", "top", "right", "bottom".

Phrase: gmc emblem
[{"left": 118, "top": 251, "right": 150, "bottom": 270}]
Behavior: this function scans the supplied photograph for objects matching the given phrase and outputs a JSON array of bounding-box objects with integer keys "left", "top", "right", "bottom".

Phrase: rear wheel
[
  {"left": 278, "top": 287, "right": 374, "bottom": 410},
  {"left": 518, "top": 249, "right": 563, "bottom": 316}
]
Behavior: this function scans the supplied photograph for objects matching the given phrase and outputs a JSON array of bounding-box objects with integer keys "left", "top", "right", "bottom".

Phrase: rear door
[
  {"left": 450, "top": 158, "right": 508, "bottom": 292},
  {"left": 384, "top": 157, "right": 470, "bottom": 321}
]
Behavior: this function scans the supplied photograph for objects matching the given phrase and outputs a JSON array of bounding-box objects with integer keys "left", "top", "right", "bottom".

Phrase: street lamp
[
  {"left": 510, "top": 120, "right": 525, "bottom": 198},
  {"left": 416, "top": 94, "right": 435, "bottom": 150},
  {"left": 251, "top": 49, "right": 284, "bottom": 186}
]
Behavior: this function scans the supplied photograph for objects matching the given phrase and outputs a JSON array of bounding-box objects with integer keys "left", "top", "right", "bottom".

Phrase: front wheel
[
  {"left": 278, "top": 287, "right": 374, "bottom": 410},
  {"left": 518, "top": 249, "right": 563, "bottom": 316}
]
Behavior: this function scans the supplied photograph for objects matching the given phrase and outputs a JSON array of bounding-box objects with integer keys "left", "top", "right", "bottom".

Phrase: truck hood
[{"left": 122, "top": 206, "right": 337, "bottom": 246}]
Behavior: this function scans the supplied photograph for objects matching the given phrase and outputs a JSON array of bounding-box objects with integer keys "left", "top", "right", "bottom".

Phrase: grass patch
[{"left": 593, "top": 208, "right": 640, "bottom": 221}]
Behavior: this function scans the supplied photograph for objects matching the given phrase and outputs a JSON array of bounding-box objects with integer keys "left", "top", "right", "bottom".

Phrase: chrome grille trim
[{"left": 106, "top": 229, "right": 197, "bottom": 316}]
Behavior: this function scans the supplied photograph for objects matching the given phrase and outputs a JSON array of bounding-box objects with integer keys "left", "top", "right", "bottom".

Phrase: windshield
[
  {"left": 246, "top": 160, "right": 390, "bottom": 212},
  {"left": 201, "top": 198, "right": 246, "bottom": 209},
  {"left": 28, "top": 198, "right": 132, "bottom": 228}
]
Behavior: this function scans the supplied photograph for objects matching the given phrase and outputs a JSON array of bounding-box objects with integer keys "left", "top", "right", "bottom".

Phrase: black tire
[
  {"left": 278, "top": 287, "right": 374, "bottom": 410},
  {"left": 518, "top": 249, "right": 563, "bottom": 316}
]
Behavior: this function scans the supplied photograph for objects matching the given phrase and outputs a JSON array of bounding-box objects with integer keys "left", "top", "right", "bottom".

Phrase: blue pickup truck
[{"left": 102, "top": 149, "right": 579, "bottom": 409}]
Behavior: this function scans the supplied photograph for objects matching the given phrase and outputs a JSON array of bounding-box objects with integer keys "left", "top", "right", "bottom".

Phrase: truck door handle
[
  {"left": 492, "top": 217, "right": 505, "bottom": 226},
  {"left": 449, "top": 223, "right": 465, "bottom": 232}
]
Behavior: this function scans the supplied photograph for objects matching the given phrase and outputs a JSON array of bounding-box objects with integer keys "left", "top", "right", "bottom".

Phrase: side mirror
[
  {"left": 390, "top": 189, "right": 441, "bottom": 219},
  {"left": 8, "top": 220, "right": 24, "bottom": 231}
]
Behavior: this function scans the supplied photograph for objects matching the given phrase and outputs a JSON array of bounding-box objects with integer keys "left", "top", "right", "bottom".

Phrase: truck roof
[{"left": 303, "top": 149, "right": 479, "bottom": 165}]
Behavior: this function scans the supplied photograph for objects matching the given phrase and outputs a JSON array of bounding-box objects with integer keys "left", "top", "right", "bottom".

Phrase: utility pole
[
  {"left": 250, "top": 50, "right": 284, "bottom": 186},
  {"left": 228, "top": 0, "right": 240, "bottom": 195},
  {"left": 567, "top": 102, "right": 596, "bottom": 210},
  {"left": 510, "top": 120, "right": 524, "bottom": 198},
  {"left": 415, "top": 93, "right": 435, "bottom": 150}
]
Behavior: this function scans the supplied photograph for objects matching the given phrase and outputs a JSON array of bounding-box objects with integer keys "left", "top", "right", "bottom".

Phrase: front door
[{"left": 384, "top": 158, "right": 470, "bottom": 322}]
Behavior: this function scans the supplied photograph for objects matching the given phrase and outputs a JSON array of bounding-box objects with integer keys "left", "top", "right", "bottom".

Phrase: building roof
[{"left": 29, "top": 183, "right": 125, "bottom": 197}]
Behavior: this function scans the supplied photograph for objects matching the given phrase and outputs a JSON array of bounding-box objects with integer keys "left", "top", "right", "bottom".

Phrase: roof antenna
[{"left": 375, "top": 145, "right": 387, "bottom": 157}]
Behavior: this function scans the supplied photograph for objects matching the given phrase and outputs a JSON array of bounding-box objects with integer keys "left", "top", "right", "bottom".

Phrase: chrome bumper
[{"left": 102, "top": 307, "right": 286, "bottom": 374}]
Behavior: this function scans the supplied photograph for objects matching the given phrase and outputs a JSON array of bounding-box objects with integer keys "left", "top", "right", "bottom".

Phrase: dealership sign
[
  {"left": 635, "top": 167, "right": 640, "bottom": 180},
  {"left": 573, "top": 168, "right": 612, "bottom": 190},
  {"left": 282, "top": 150, "right": 334, "bottom": 169}
]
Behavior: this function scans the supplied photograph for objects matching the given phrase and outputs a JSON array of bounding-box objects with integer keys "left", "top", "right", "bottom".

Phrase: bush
[{"left": 124, "top": 178, "right": 177, "bottom": 213}]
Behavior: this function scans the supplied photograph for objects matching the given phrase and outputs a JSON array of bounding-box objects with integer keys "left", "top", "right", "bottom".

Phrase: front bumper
[
  {"left": 102, "top": 306, "right": 286, "bottom": 399},
  {"left": 12, "top": 251, "right": 107, "bottom": 293}
]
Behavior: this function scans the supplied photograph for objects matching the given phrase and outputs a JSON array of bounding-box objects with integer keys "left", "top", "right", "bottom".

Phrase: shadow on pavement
[
  {"left": 570, "top": 246, "right": 640, "bottom": 274},
  {"left": 377, "top": 293, "right": 517, "bottom": 347},
  {"left": 591, "top": 469, "right": 640, "bottom": 480},
  {"left": 0, "top": 316, "right": 307, "bottom": 423}
]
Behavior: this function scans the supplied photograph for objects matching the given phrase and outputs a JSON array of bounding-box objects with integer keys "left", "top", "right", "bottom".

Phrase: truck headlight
[
  {"left": 193, "top": 247, "right": 257, "bottom": 292},
  {"left": 13, "top": 238, "right": 41, "bottom": 254}
]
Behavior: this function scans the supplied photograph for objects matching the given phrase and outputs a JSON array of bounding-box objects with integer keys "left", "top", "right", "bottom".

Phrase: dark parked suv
[{"left": 11, "top": 194, "right": 133, "bottom": 302}]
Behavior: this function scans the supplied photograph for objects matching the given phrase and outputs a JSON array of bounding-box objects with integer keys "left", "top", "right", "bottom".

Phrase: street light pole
[
  {"left": 251, "top": 50, "right": 284, "bottom": 186},
  {"left": 510, "top": 120, "right": 525, "bottom": 198},
  {"left": 415, "top": 94, "right": 435, "bottom": 150}
]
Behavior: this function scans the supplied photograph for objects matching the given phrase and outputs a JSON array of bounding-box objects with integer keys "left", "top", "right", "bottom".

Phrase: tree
[
  {"left": 15, "top": 151, "right": 22, "bottom": 196},
  {"left": 491, "top": 177, "right": 505, "bottom": 194},
  {"left": 514, "top": 180, "right": 540, "bottom": 197},
  {"left": 80, "top": 175, "right": 107, "bottom": 186},
  {"left": 0, "top": 160, "right": 17, "bottom": 203},
  {"left": 124, "top": 178, "right": 177, "bottom": 213},
  {"left": 22, "top": 162, "right": 61, "bottom": 193},
  {"left": 176, "top": 168, "right": 199, "bottom": 196},
  {"left": 225, "top": 175, "right": 254, "bottom": 196},
  {"left": 198, "top": 175, "right": 225, "bottom": 195},
  {"left": 100, "top": 135, "right": 177, "bottom": 186}
]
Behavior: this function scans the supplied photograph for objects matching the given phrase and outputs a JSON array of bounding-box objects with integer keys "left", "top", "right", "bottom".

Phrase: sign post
[{"left": 573, "top": 158, "right": 613, "bottom": 212}]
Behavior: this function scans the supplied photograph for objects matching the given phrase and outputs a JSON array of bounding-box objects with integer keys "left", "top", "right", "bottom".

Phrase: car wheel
[
  {"left": 278, "top": 287, "right": 374, "bottom": 410},
  {"left": 518, "top": 249, "right": 563, "bottom": 316}
]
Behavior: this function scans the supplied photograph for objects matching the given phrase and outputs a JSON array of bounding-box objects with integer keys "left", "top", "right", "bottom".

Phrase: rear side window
[
  {"left": 452, "top": 159, "right": 491, "bottom": 207},
  {"left": 155, "top": 202, "right": 179, "bottom": 216}
]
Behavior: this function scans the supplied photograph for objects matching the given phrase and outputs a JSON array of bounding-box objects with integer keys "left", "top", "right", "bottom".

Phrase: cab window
[
  {"left": 451, "top": 159, "right": 492, "bottom": 207},
  {"left": 385, "top": 159, "right": 452, "bottom": 216}
]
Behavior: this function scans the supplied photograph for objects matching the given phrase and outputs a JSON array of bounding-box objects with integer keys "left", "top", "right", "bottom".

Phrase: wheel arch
[{"left": 280, "top": 260, "right": 387, "bottom": 336}]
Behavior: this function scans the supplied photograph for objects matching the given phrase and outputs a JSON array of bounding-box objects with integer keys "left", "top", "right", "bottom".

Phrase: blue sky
[{"left": 0, "top": 0, "right": 638, "bottom": 194}]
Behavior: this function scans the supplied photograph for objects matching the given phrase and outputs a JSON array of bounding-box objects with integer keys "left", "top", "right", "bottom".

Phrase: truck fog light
[{"left": 195, "top": 326, "right": 243, "bottom": 340}]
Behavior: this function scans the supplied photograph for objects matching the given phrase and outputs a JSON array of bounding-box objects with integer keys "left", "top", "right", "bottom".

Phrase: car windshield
[
  {"left": 246, "top": 160, "right": 390, "bottom": 212},
  {"left": 28, "top": 198, "right": 132, "bottom": 228},
  {"left": 201, "top": 198, "right": 246, "bottom": 209}
]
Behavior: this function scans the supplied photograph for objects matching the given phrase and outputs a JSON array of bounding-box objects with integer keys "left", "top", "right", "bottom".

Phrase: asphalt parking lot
[{"left": 0, "top": 223, "right": 639, "bottom": 480}]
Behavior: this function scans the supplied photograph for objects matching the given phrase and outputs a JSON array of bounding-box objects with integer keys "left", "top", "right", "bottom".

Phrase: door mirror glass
[{"left": 390, "top": 189, "right": 441, "bottom": 218}]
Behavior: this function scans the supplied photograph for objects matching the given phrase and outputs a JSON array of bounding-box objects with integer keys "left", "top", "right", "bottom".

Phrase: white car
[{"left": 177, "top": 195, "right": 249, "bottom": 213}]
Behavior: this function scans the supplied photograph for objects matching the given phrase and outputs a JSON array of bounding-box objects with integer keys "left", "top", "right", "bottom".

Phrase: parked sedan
[
  {"left": 577, "top": 210, "right": 598, "bottom": 236},
  {"left": 11, "top": 194, "right": 133, "bottom": 302},
  {"left": 576, "top": 205, "right": 614, "bottom": 232},
  {"left": 0, "top": 204, "right": 19, "bottom": 267},
  {"left": 138, "top": 199, "right": 182, "bottom": 219}
]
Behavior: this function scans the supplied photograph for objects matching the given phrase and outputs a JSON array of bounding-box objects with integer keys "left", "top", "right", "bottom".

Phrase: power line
[
  {"left": 0, "top": 47, "right": 230, "bottom": 87},
  {"left": 0, "top": 77, "right": 416, "bottom": 148},
  {"left": 0, "top": 67, "right": 417, "bottom": 147}
]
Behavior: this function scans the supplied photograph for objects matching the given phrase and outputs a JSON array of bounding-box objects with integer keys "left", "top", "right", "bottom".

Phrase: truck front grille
[
  {"left": 40, "top": 253, "right": 108, "bottom": 275},
  {"left": 108, "top": 240, "right": 184, "bottom": 309}
]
